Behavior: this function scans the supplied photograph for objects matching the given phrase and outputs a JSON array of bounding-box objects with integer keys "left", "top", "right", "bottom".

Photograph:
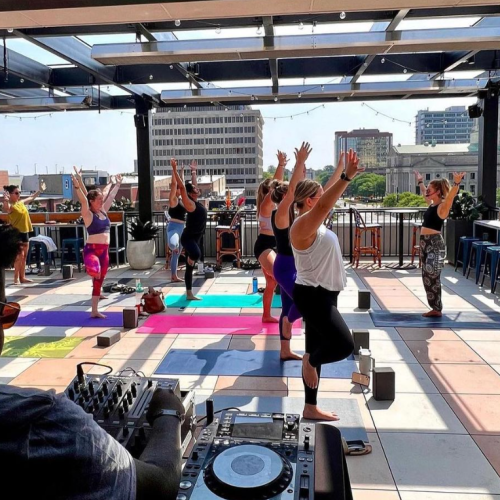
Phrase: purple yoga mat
[{"left": 17, "top": 311, "right": 123, "bottom": 327}]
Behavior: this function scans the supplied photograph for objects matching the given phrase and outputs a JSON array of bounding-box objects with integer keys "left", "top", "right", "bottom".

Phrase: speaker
[
  {"left": 468, "top": 104, "right": 482, "bottom": 118},
  {"left": 373, "top": 367, "right": 395, "bottom": 401}
]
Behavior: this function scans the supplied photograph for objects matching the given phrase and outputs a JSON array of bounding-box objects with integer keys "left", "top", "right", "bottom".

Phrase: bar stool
[
  {"left": 27, "top": 241, "right": 55, "bottom": 269},
  {"left": 455, "top": 236, "right": 480, "bottom": 276},
  {"left": 216, "top": 211, "right": 242, "bottom": 268},
  {"left": 410, "top": 222, "right": 422, "bottom": 267},
  {"left": 494, "top": 261, "right": 500, "bottom": 294},
  {"left": 480, "top": 246, "right": 500, "bottom": 292},
  {"left": 466, "top": 240, "right": 496, "bottom": 284},
  {"left": 352, "top": 208, "right": 382, "bottom": 268},
  {"left": 61, "top": 238, "right": 84, "bottom": 272}
]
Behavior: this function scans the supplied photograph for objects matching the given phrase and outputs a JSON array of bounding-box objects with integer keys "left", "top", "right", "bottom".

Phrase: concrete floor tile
[
  {"left": 406, "top": 341, "right": 485, "bottom": 364},
  {"left": 170, "top": 337, "right": 231, "bottom": 350},
  {"left": 379, "top": 432, "right": 500, "bottom": 494},
  {"left": 155, "top": 374, "right": 217, "bottom": 390},
  {"left": 347, "top": 433, "right": 397, "bottom": 491},
  {"left": 11, "top": 358, "right": 90, "bottom": 387},
  {"left": 472, "top": 435, "right": 500, "bottom": 477},
  {"left": 88, "top": 358, "right": 161, "bottom": 377},
  {"left": 102, "top": 337, "right": 175, "bottom": 360},
  {"left": 454, "top": 330, "right": 500, "bottom": 342},
  {"left": 288, "top": 376, "right": 361, "bottom": 393},
  {"left": 21, "top": 326, "right": 80, "bottom": 338},
  {"left": 73, "top": 327, "right": 111, "bottom": 338},
  {"left": 443, "top": 394, "right": 500, "bottom": 435},
  {"left": 65, "top": 337, "right": 114, "bottom": 359},
  {"left": 397, "top": 328, "right": 460, "bottom": 341},
  {"left": 466, "top": 342, "right": 500, "bottom": 365},
  {"left": 228, "top": 337, "right": 281, "bottom": 350},
  {"left": 367, "top": 393, "right": 467, "bottom": 434},
  {"left": 215, "top": 376, "right": 287, "bottom": 391},
  {"left": 369, "top": 340, "right": 418, "bottom": 363},
  {"left": 0, "top": 357, "right": 38, "bottom": 378},
  {"left": 400, "top": 493, "right": 500, "bottom": 500},
  {"left": 353, "top": 491, "right": 400, "bottom": 500},
  {"left": 423, "top": 364, "right": 500, "bottom": 395},
  {"left": 371, "top": 362, "right": 439, "bottom": 394}
]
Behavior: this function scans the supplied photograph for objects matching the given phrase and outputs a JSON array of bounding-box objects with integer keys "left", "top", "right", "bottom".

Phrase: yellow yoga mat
[{"left": 1, "top": 336, "right": 83, "bottom": 358}]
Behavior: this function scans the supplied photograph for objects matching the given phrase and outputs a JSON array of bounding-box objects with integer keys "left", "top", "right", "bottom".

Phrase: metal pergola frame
[{"left": 1, "top": 1, "right": 499, "bottom": 220}]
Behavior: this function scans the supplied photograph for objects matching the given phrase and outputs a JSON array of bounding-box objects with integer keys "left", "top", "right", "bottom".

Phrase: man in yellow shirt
[{"left": 2, "top": 184, "right": 43, "bottom": 284}]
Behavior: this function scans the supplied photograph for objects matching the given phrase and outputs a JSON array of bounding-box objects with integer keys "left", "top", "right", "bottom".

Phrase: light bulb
[
  {"left": 184, "top": 104, "right": 187, "bottom": 108},
  {"left": 321, "top": 85, "right": 324, "bottom": 91},
  {"left": 216, "top": 26, "right": 221, "bottom": 34},
  {"left": 7, "top": 28, "right": 13, "bottom": 33},
  {"left": 298, "top": 92, "right": 302, "bottom": 98},
  {"left": 299, "top": 22, "right": 304, "bottom": 30},
  {"left": 149, "top": 75, "right": 154, "bottom": 80},
  {"left": 251, "top": 95, "right": 255, "bottom": 101},
  {"left": 257, "top": 26, "right": 262, "bottom": 35},
  {"left": 274, "top": 96, "right": 278, "bottom": 102},
  {"left": 20, "top": 78, "right": 24, "bottom": 83},
  {"left": 381, "top": 58, "right": 385, "bottom": 64},
  {"left": 340, "top": 11, "right": 346, "bottom": 20},
  {"left": 403, "top": 68, "right": 408, "bottom": 74},
  {"left": 169, "top": 65, "right": 174, "bottom": 69},
  {"left": 174, "top": 19, "right": 181, "bottom": 27}
]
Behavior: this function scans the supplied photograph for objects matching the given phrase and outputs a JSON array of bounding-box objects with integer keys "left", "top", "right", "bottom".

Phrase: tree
[
  {"left": 349, "top": 173, "right": 386, "bottom": 198},
  {"left": 316, "top": 171, "right": 330, "bottom": 186},
  {"left": 497, "top": 187, "right": 500, "bottom": 207},
  {"left": 383, "top": 192, "right": 427, "bottom": 208}
]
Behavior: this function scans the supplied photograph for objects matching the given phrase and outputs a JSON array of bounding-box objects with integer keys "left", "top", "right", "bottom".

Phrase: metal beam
[
  {"left": 430, "top": 50, "right": 480, "bottom": 80},
  {"left": 351, "top": 55, "right": 377, "bottom": 85},
  {"left": 91, "top": 26, "right": 500, "bottom": 65},
  {"left": 263, "top": 16, "right": 279, "bottom": 95},
  {"left": 0, "top": 95, "right": 92, "bottom": 112},
  {"left": 0, "top": 47, "right": 51, "bottom": 86},
  {"left": 386, "top": 9, "right": 410, "bottom": 32}
]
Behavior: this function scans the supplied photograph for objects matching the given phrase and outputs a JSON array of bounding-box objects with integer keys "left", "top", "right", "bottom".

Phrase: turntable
[{"left": 178, "top": 410, "right": 315, "bottom": 500}]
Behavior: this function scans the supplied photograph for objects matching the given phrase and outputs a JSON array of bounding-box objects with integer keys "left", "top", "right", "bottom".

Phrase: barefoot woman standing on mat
[
  {"left": 171, "top": 159, "right": 207, "bottom": 301},
  {"left": 415, "top": 170, "right": 465, "bottom": 317},
  {"left": 290, "top": 149, "right": 364, "bottom": 421},
  {"left": 71, "top": 168, "right": 122, "bottom": 319},
  {"left": 254, "top": 151, "right": 288, "bottom": 323}
]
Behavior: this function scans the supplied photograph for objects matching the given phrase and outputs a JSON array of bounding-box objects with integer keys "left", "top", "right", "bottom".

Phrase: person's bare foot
[
  {"left": 171, "top": 276, "right": 184, "bottom": 283},
  {"left": 20, "top": 278, "right": 34, "bottom": 284},
  {"left": 282, "top": 316, "right": 292, "bottom": 340},
  {"left": 99, "top": 295, "right": 107, "bottom": 300},
  {"left": 303, "top": 404, "right": 340, "bottom": 421},
  {"left": 186, "top": 293, "right": 201, "bottom": 301},
  {"left": 262, "top": 316, "right": 279, "bottom": 323},
  {"left": 13, "top": 281, "right": 20, "bottom": 285},
  {"left": 91, "top": 312, "right": 107, "bottom": 319},
  {"left": 422, "top": 310, "right": 442, "bottom": 318},
  {"left": 280, "top": 341, "right": 302, "bottom": 361},
  {"left": 302, "top": 354, "right": 318, "bottom": 389}
]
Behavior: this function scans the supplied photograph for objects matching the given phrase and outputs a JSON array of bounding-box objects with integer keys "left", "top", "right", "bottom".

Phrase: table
[
  {"left": 32, "top": 222, "right": 126, "bottom": 267},
  {"left": 473, "top": 220, "right": 500, "bottom": 245},
  {"left": 386, "top": 209, "right": 420, "bottom": 269}
]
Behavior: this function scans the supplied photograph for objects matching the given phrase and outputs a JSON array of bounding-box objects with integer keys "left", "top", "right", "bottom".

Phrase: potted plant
[
  {"left": 446, "top": 192, "right": 488, "bottom": 266},
  {"left": 126, "top": 219, "right": 159, "bottom": 270}
]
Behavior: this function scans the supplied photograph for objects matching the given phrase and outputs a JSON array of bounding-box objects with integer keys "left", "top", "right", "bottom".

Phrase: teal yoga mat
[{"left": 165, "top": 294, "right": 282, "bottom": 308}]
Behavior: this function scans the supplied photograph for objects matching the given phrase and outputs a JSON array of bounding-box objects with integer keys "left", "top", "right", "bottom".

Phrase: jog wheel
[{"left": 204, "top": 444, "right": 293, "bottom": 499}]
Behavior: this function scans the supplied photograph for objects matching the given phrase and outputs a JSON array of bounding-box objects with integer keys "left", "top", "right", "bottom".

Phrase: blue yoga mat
[
  {"left": 155, "top": 349, "right": 356, "bottom": 378},
  {"left": 370, "top": 310, "right": 500, "bottom": 329},
  {"left": 166, "top": 294, "right": 282, "bottom": 308},
  {"left": 194, "top": 394, "right": 368, "bottom": 443},
  {"left": 17, "top": 311, "right": 123, "bottom": 327}
]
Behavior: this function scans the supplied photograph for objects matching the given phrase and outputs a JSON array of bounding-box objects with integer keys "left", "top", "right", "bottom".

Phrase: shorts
[
  {"left": 254, "top": 234, "right": 276, "bottom": 260},
  {"left": 18, "top": 232, "right": 29, "bottom": 243}
]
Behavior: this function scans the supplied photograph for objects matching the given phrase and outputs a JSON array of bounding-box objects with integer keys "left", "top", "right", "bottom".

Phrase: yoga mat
[
  {"left": 17, "top": 311, "right": 123, "bottom": 327},
  {"left": 370, "top": 310, "right": 500, "bottom": 329},
  {"left": 165, "top": 294, "right": 281, "bottom": 308},
  {"left": 194, "top": 395, "right": 368, "bottom": 443},
  {"left": 137, "top": 315, "right": 302, "bottom": 335},
  {"left": 154, "top": 349, "right": 356, "bottom": 378},
  {"left": 28, "top": 294, "right": 135, "bottom": 307},
  {"left": 1, "top": 336, "right": 83, "bottom": 358}
]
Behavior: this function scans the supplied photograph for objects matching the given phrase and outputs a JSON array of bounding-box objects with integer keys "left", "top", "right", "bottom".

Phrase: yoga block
[
  {"left": 373, "top": 367, "right": 395, "bottom": 401},
  {"left": 352, "top": 329, "right": 370, "bottom": 353},
  {"left": 62, "top": 265, "right": 73, "bottom": 280},
  {"left": 43, "top": 263, "right": 52, "bottom": 276},
  {"left": 205, "top": 269, "right": 215, "bottom": 279},
  {"left": 123, "top": 307, "right": 138, "bottom": 329},
  {"left": 358, "top": 290, "right": 371, "bottom": 309},
  {"left": 97, "top": 329, "right": 122, "bottom": 347}
]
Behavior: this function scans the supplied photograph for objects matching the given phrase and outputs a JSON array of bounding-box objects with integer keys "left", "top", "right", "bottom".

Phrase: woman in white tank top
[{"left": 290, "top": 149, "right": 365, "bottom": 421}]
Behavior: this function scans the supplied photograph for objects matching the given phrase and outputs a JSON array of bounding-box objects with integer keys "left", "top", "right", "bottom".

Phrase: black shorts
[
  {"left": 254, "top": 234, "right": 276, "bottom": 260},
  {"left": 18, "top": 232, "right": 29, "bottom": 243}
]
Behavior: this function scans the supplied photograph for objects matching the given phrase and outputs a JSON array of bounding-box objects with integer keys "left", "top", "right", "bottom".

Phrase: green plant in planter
[
  {"left": 58, "top": 200, "right": 81, "bottom": 212},
  {"left": 110, "top": 197, "right": 134, "bottom": 212},
  {"left": 128, "top": 219, "right": 159, "bottom": 241},
  {"left": 449, "top": 192, "right": 488, "bottom": 221}
]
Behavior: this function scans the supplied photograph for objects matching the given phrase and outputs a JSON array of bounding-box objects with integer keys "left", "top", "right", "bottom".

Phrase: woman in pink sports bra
[{"left": 71, "top": 167, "right": 122, "bottom": 319}]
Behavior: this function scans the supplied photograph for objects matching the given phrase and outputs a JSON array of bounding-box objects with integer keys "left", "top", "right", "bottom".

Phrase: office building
[
  {"left": 335, "top": 129, "right": 392, "bottom": 173},
  {"left": 150, "top": 105, "right": 264, "bottom": 197},
  {"left": 415, "top": 106, "right": 473, "bottom": 145}
]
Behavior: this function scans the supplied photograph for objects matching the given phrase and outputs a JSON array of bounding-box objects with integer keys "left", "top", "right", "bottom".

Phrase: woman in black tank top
[
  {"left": 171, "top": 159, "right": 207, "bottom": 300},
  {"left": 415, "top": 170, "right": 466, "bottom": 317}
]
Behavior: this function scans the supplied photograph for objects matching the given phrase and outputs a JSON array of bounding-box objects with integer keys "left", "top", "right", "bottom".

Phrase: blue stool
[
  {"left": 480, "top": 246, "right": 500, "bottom": 292},
  {"left": 466, "top": 241, "right": 496, "bottom": 284},
  {"left": 455, "top": 236, "right": 480, "bottom": 275},
  {"left": 61, "top": 238, "right": 84, "bottom": 272}
]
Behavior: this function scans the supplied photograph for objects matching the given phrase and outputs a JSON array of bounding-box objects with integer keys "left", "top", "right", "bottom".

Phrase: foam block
[
  {"left": 358, "top": 290, "right": 371, "bottom": 309},
  {"left": 62, "top": 265, "right": 73, "bottom": 280},
  {"left": 373, "top": 367, "right": 395, "bottom": 401},
  {"left": 97, "top": 329, "right": 122, "bottom": 347},
  {"left": 123, "top": 307, "right": 138, "bottom": 329},
  {"left": 352, "top": 329, "right": 370, "bottom": 353}
]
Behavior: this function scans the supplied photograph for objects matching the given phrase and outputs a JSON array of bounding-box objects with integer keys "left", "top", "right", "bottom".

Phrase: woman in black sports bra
[{"left": 415, "top": 170, "right": 466, "bottom": 317}]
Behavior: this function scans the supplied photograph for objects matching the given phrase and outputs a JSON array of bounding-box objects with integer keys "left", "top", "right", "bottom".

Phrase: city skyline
[{"left": 0, "top": 96, "right": 477, "bottom": 176}]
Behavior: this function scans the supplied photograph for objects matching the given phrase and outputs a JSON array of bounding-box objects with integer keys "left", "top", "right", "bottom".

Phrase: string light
[
  {"left": 299, "top": 22, "right": 304, "bottom": 30},
  {"left": 149, "top": 75, "right": 154, "bottom": 80},
  {"left": 7, "top": 28, "right": 14, "bottom": 33},
  {"left": 216, "top": 26, "right": 221, "bottom": 34},
  {"left": 174, "top": 20, "right": 181, "bottom": 27},
  {"left": 340, "top": 12, "right": 346, "bottom": 20},
  {"left": 361, "top": 102, "right": 413, "bottom": 126},
  {"left": 274, "top": 96, "right": 278, "bottom": 102},
  {"left": 257, "top": 26, "right": 262, "bottom": 35},
  {"left": 169, "top": 65, "right": 174, "bottom": 69},
  {"left": 381, "top": 58, "right": 385, "bottom": 64},
  {"left": 20, "top": 78, "right": 24, "bottom": 83},
  {"left": 298, "top": 92, "right": 302, "bottom": 98}
]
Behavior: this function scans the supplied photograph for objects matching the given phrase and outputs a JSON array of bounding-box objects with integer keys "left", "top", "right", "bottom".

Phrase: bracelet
[
  {"left": 454, "top": 182, "right": 460, "bottom": 187},
  {"left": 418, "top": 181, "right": 424, "bottom": 185}
]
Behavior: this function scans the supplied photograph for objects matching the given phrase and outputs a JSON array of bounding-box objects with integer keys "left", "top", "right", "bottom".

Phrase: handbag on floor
[{"left": 141, "top": 287, "right": 165, "bottom": 314}]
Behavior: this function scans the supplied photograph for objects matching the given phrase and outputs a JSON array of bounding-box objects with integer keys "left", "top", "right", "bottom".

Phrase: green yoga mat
[
  {"left": 1, "top": 336, "right": 83, "bottom": 358},
  {"left": 165, "top": 294, "right": 282, "bottom": 308}
]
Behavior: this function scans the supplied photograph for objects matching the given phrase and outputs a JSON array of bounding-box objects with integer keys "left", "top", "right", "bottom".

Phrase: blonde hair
[
  {"left": 257, "top": 178, "right": 280, "bottom": 216},
  {"left": 270, "top": 181, "right": 289, "bottom": 204},
  {"left": 289, "top": 179, "right": 321, "bottom": 223},
  {"left": 429, "top": 179, "right": 450, "bottom": 199}
]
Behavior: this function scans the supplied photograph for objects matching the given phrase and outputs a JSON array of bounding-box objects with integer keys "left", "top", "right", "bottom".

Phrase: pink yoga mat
[{"left": 137, "top": 315, "right": 302, "bottom": 335}]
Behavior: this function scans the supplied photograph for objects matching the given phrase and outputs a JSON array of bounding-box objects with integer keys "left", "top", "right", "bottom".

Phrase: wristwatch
[
  {"left": 340, "top": 172, "right": 352, "bottom": 182},
  {"left": 150, "top": 409, "right": 185, "bottom": 424}
]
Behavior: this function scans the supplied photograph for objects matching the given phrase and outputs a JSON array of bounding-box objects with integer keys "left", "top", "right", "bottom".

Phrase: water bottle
[
  {"left": 252, "top": 277, "right": 258, "bottom": 294},
  {"left": 135, "top": 279, "right": 144, "bottom": 306},
  {"left": 198, "top": 262, "right": 204, "bottom": 274}
]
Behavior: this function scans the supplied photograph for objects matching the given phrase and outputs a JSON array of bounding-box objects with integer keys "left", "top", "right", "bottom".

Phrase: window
[
  {"left": 64, "top": 180, "right": 69, "bottom": 190},
  {"left": 425, "top": 174, "right": 431, "bottom": 181},
  {"left": 470, "top": 172, "right": 475, "bottom": 180},
  {"left": 470, "top": 184, "right": 476, "bottom": 195}
]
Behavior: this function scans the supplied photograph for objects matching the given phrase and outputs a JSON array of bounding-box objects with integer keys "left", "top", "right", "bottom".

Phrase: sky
[{"left": 0, "top": 17, "right": 481, "bottom": 176}]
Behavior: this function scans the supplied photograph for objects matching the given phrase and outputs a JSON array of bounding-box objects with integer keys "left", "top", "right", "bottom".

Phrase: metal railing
[{"left": 124, "top": 207, "right": 436, "bottom": 262}]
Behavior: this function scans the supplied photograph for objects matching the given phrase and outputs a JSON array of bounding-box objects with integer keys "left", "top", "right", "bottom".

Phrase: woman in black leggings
[
  {"left": 290, "top": 149, "right": 364, "bottom": 421},
  {"left": 172, "top": 159, "right": 207, "bottom": 301}
]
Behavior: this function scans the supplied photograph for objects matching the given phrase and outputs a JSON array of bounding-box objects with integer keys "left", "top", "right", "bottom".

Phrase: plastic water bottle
[
  {"left": 135, "top": 279, "right": 144, "bottom": 306},
  {"left": 252, "top": 277, "right": 258, "bottom": 294},
  {"left": 198, "top": 262, "right": 204, "bottom": 274}
]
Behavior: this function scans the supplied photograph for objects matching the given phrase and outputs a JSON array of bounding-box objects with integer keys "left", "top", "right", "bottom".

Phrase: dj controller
[
  {"left": 64, "top": 374, "right": 196, "bottom": 457},
  {"left": 178, "top": 410, "right": 316, "bottom": 500}
]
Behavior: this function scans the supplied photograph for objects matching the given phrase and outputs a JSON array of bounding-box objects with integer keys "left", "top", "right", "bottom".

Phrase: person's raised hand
[
  {"left": 414, "top": 170, "right": 423, "bottom": 183},
  {"left": 453, "top": 172, "right": 466, "bottom": 184},
  {"left": 294, "top": 142, "right": 312, "bottom": 166},
  {"left": 3, "top": 190, "right": 10, "bottom": 202},
  {"left": 277, "top": 150, "right": 289, "bottom": 167},
  {"left": 335, "top": 151, "right": 345, "bottom": 175},
  {"left": 170, "top": 158, "right": 178, "bottom": 171},
  {"left": 345, "top": 149, "right": 365, "bottom": 180},
  {"left": 70, "top": 174, "right": 80, "bottom": 189},
  {"left": 190, "top": 159, "right": 198, "bottom": 172},
  {"left": 39, "top": 180, "right": 46, "bottom": 193},
  {"left": 115, "top": 174, "right": 123, "bottom": 184}
]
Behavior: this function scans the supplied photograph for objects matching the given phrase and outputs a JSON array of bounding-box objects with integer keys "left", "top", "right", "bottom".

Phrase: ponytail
[{"left": 429, "top": 179, "right": 451, "bottom": 199}]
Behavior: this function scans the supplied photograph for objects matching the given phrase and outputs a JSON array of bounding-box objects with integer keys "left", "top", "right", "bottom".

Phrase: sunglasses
[
  {"left": 425, "top": 190, "right": 439, "bottom": 197},
  {"left": 0, "top": 301, "right": 21, "bottom": 330}
]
